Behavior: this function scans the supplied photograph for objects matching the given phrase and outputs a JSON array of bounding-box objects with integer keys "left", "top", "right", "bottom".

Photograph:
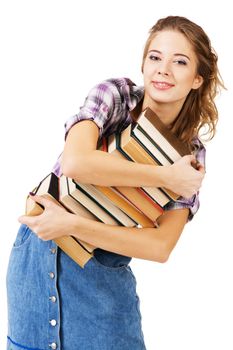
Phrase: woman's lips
[{"left": 152, "top": 81, "right": 175, "bottom": 90}]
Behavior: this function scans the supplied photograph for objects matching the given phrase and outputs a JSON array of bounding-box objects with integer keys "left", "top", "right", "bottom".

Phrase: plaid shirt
[{"left": 53, "top": 77, "right": 206, "bottom": 220}]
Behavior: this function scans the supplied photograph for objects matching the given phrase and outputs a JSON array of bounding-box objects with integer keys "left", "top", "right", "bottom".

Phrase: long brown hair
[{"left": 142, "top": 16, "right": 225, "bottom": 144}]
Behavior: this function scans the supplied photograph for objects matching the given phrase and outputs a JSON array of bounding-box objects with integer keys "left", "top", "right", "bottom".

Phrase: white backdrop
[{"left": 0, "top": 1, "right": 232, "bottom": 349}]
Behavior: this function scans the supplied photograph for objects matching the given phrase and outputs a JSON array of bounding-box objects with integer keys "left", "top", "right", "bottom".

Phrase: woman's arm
[
  {"left": 68, "top": 207, "right": 189, "bottom": 263},
  {"left": 61, "top": 120, "right": 205, "bottom": 198},
  {"left": 18, "top": 194, "right": 189, "bottom": 263}
]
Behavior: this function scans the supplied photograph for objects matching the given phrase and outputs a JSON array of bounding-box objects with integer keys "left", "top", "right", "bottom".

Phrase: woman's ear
[{"left": 192, "top": 75, "right": 204, "bottom": 90}]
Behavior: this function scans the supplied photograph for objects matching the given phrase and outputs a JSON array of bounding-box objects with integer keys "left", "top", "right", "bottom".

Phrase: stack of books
[{"left": 26, "top": 108, "right": 190, "bottom": 267}]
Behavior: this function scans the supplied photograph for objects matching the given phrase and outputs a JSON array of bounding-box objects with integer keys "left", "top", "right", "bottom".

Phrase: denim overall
[{"left": 6, "top": 224, "right": 146, "bottom": 350}]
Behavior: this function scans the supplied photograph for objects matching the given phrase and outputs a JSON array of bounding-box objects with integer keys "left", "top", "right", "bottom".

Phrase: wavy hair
[{"left": 142, "top": 16, "right": 225, "bottom": 144}]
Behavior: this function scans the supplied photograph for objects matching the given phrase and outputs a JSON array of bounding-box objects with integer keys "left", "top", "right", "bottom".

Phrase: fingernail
[{"left": 29, "top": 192, "right": 36, "bottom": 196}]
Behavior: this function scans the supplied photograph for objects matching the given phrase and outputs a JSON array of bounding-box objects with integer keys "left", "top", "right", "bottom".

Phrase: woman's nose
[
  {"left": 157, "top": 60, "right": 171, "bottom": 76},
  {"left": 158, "top": 70, "right": 169, "bottom": 76}
]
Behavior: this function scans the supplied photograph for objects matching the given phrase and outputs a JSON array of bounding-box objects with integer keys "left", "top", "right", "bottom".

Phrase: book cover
[{"left": 136, "top": 108, "right": 190, "bottom": 161}]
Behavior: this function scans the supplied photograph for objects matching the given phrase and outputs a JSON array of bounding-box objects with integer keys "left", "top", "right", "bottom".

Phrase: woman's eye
[
  {"left": 175, "top": 59, "right": 187, "bottom": 65},
  {"left": 149, "top": 54, "right": 160, "bottom": 61}
]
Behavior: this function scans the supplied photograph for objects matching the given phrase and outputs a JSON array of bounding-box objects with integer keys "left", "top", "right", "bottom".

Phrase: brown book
[
  {"left": 114, "top": 186, "right": 163, "bottom": 223},
  {"left": 25, "top": 173, "right": 93, "bottom": 268},
  {"left": 136, "top": 108, "right": 190, "bottom": 162},
  {"left": 94, "top": 185, "right": 155, "bottom": 228},
  {"left": 131, "top": 127, "right": 171, "bottom": 165}
]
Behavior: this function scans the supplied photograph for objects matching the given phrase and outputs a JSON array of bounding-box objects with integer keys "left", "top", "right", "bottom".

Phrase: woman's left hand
[{"left": 18, "top": 194, "right": 75, "bottom": 241}]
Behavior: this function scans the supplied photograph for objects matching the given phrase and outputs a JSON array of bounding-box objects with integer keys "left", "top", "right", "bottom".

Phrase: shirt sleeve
[
  {"left": 163, "top": 140, "right": 206, "bottom": 221},
  {"left": 64, "top": 81, "right": 116, "bottom": 139},
  {"left": 163, "top": 193, "right": 200, "bottom": 221}
]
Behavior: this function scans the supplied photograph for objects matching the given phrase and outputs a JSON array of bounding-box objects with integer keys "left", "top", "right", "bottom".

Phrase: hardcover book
[{"left": 25, "top": 173, "right": 94, "bottom": 268}]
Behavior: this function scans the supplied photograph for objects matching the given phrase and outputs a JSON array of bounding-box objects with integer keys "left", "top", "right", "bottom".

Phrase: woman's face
[{"left": 143, "top": 30, "right": 203, "bottom": 121}]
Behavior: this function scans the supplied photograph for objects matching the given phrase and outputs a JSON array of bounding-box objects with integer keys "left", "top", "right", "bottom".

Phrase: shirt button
[
  {"left": 50, "top": 248, "right": 57, "bottom": 254},
  {"left": 49, "top": 296, "right": 57, "bottom": 303},
  {"left": 49, "top": 272, "right": 55, "bottom": 279},
  {"left": 50, "top": 319, "right": 57, "bottom": 327},
  {"left": 49, "top": 343, "right": 57, "bottom": 349}
]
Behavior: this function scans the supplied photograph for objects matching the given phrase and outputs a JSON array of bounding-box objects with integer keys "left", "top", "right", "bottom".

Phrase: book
[
  {"left": 70, "top": 179, "right": 137, "bottom": 227},
  {"left": 136, "top": 108, "right": 190, "bottom": 162},
  {"left": 131, "top": 126, "right": 171, "bottom": 165},
  {"left": 66, "top": 178, "right": 120, "bottom": 226},
  {"left": 94, "top": 185, "right": 155, "bottom": 228},
  {"left": 113, "top": 186, "right": 163, "bottom": 223},
  {"left": 26, "top": 173, "right": 93, "bottom": 268}
]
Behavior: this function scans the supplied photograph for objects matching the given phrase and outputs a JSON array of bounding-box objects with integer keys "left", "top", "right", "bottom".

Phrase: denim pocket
[
  {"left": 92, "top": 249, "right": 131, "bottom": 272},
  {"left": 13, "top": 224, "right": 33, "bottom": 249},
  {"left": 92, "top": 256, "right": 128, "bottom": 271}
]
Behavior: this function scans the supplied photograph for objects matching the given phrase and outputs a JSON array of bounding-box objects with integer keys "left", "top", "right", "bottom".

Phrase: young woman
[{"left": 7, "top": 16, "right": 223, "bottom": 350}]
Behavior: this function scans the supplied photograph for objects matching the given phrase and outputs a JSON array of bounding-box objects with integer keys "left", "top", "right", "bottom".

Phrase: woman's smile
[{"left": 152, "top": 80, "right": 175, "bottom": 90}]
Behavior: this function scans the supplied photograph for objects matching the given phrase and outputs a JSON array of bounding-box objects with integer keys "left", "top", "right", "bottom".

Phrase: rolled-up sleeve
[
  {"left": 164, "top": 140, "right": 206, "bottom": 221},
  {"left": 164, "top": 193, "right": 200, "bottom": 221},
  {"left": 64, "top": 82, "right": 116, "bottom": 139}
]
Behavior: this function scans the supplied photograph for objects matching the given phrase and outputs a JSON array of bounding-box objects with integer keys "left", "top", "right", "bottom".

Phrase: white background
[{"left": 0, "top": 1, "right": 232, "bottom": 349}]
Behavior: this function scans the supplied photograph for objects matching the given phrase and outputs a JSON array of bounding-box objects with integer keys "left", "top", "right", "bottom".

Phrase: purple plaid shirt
[{"left": 53, "top": 77, "right": 206, "bottom": 220}]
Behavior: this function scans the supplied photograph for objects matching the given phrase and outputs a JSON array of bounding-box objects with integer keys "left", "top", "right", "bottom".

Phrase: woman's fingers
[{"left": 169, "top": 155, "right": 205, "bottom": 198}]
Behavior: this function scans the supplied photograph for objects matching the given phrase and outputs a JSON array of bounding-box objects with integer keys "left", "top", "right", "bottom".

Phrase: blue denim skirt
[{"left": 6, "top": 224, "right": 146, "bottom": 350}]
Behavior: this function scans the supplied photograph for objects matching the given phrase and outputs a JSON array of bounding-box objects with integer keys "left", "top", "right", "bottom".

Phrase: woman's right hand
[{"left": 164, "top": 155, "right": 205, "bottom": 199}]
